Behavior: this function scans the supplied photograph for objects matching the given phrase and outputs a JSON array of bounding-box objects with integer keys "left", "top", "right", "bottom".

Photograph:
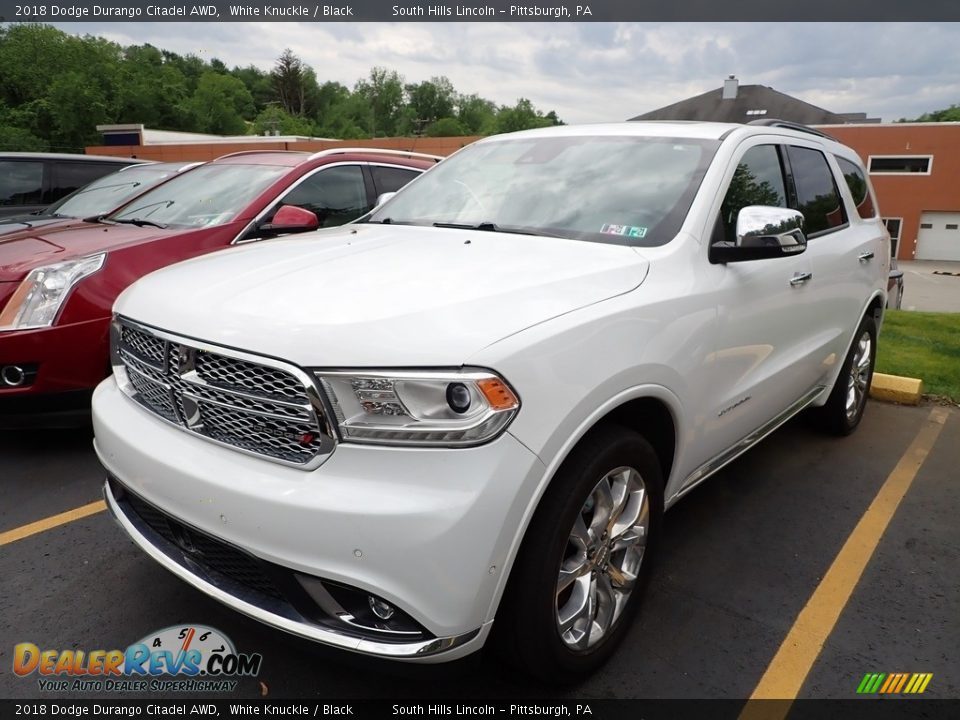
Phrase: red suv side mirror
[{"left": 261, "top": 205, "right": 320, "bottom": 234}]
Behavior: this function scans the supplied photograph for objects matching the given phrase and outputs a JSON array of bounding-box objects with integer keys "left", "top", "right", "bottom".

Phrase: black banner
[
  {"left": 2, "top": 0, "right": 960, "bottom": 22},
  {"left": 2, "top": 700, "right": 959, "bottom": 720}
]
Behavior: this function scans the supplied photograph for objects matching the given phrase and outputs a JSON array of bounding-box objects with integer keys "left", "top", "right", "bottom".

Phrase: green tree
[
  {"left": 232, "top": 64, "right": 275, "bottom": 113},
  {"left": 186, "top": 72, "right": 255, "bottom": 135},
  {"left": 902, "top": 104, "right": 960, "bottom": 122},
  {"left": 355, "top": 67, "right": 404, "bottom": 136},
  {"left": 492, "top": 98, "right": 562, "bottom": 134},
  {"left": 253, "top": 105, "right": 316, "bottom": 137},
  {"left": 48, "top": 71, "right": 111, "bottom": 150},
  {"left": 406, "top": 77, "right": 456, "bottom": 126},
  {"left": 272, "top": 48, "right": 307, "bottom": 116},
  {"left": 426, "top": 117, "right": 469, "bottom": 137},
  {"left": 456, "top": 94, "right": 497, "bottom": 134}
]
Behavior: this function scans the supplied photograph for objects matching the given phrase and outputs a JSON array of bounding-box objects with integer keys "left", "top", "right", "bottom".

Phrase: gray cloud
[{"left": 55, "top": 22, "right": 960, "bottom": 123}]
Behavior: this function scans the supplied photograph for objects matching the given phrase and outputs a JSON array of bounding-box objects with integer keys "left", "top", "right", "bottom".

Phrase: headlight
[
  {"left": 0, "top": 254, "right": 105, "bottom": 330},
  {"left": 314, "top": 369, "right": 520, "bottom": 447}
]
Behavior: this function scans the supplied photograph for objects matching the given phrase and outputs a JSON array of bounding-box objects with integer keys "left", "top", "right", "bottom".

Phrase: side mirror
[
  {"left": 260, "top": 205, "right": 320, "bottom": 234},
  {"left": 710, "top": 206, "right": 807, "bottom": 263},
  {"left": 375, "top": 192, "right": 396, "bottom": 208}
]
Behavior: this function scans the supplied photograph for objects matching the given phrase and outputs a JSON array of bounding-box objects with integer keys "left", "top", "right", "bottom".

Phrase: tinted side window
[
  {"left": 0, "top": 160, "right": 44, "bottom": 206},
  {"left": 786, "top": 146, "right": 846, "bottom": 235},
  {"left": 836, "top": 157, "right": 875, "bottom": 219},
  {"left": 53, "top": 163, "right": 121, "bottom": 203},
  {"left": 370, "top": 165, "right": 420, "bottom": 195},
  {"left": 279, "top": 165, "right": 371, "bottom": 228},
  {"left": 720, "top": 145, "right": 787, "bottom": 243}
]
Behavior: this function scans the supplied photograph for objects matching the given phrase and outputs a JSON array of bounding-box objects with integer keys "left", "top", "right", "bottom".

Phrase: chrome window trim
[{"left": 112, "top": 316, "right": 338, "bottom": 470}]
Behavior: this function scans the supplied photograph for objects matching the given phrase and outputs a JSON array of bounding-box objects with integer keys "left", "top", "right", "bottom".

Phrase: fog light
[
  {"left": 446, "top": 382, "right": 471, "bottom": 413},
  {"left": 368, "top": 596, "right": 395, "bottom": 620}
]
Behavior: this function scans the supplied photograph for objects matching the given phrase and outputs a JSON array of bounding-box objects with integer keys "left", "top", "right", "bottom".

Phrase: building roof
[
  {"left": 95, "top": 123, "right": 336, "bottom": 145},
  {"left": 630, "top": 78, "right": 879, "bottom": 125}
]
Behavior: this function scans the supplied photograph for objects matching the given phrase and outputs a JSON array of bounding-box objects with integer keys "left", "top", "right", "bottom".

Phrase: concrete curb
[{"left": 871, "top": 373, "right": 924, "bottom": 406}]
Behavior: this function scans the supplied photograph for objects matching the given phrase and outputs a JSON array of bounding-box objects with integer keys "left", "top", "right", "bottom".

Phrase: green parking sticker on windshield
[{"left": 601, "top": 224, "right": 647, "bottom": 238}]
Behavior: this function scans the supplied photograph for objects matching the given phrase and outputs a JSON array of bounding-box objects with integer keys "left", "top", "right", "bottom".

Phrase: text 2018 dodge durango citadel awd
[{"left": 93, "top": 121, "right": 889, "bottom": 681}]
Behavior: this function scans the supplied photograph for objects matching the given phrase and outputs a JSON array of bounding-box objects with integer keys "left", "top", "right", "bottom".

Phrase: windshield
[
  {"left": 47, "top": 165, "right": 186, "bottom": 219},
  {"left": 367, "top": 135, "right": 719, "bottom": 246},
  {"left": 109, "top": 163, "right": 289, "bottom": 229}
]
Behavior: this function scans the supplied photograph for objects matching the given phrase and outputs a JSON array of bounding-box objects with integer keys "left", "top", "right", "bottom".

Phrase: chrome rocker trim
[
  {"left": 102, "top": 478, "right": 480, "bottom": 660},
  {"left": 672, "top": 384, "right": 827, "bottom": 502}
]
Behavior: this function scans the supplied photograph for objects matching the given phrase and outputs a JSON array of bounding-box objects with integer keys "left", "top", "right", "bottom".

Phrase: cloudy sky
[{"left": 56, "top": 22, "right": 960, "bottom": 124}]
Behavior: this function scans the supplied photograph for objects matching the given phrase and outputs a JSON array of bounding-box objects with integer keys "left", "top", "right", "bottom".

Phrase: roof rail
[
  {"left": 306, "top": 147, "right": 445, "bottom": 163},
  {"left": 746, "top": 118, "right": 837, "bottom": 141},
  {"left": 213, "top": 150, "right": 311, "bottom": 160}
]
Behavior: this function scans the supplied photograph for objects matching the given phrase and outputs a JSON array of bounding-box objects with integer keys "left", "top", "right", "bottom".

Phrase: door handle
[
  {"left": 790, "top": 272, "right": 813, "bottom": 286},
  {"left": 858, "top": 251, "right": 875, "bottom": 262}
]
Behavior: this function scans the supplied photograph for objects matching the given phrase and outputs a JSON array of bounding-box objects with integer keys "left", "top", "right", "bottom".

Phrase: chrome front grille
[{"left": 113, "top": 319, "right": 334, "bottom": 467}]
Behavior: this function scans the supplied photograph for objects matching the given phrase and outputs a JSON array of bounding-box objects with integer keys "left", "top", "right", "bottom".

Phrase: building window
[
  {"left": 868, "top": 156, "right": 932, "bottom": 175},
  {"left": 946, "top": 224, "right": 959, "bottom": 230},
  {"left": 920, "top": 223, "right": 933, "bottom": 229},
  {"left": 882, "top": 217, "right": 901, "bottom": 257}
]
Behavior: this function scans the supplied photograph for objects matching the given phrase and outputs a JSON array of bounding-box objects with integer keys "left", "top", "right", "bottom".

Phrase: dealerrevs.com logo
[{"left": 14, "top": 625, "right": 262, "bottom": 693}]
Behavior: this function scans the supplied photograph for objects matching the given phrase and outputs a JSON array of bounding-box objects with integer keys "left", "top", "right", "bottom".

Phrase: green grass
[{"left": 877, "top": 310, "right": 960, "bottom": 401}]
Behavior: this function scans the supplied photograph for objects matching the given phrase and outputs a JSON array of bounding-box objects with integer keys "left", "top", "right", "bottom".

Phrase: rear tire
[
  {"left": 809, "top": 314, "right": 877, "bottom": 436},
  {"left": 493, "top": 425, "right": 663, "bottom": 684}
]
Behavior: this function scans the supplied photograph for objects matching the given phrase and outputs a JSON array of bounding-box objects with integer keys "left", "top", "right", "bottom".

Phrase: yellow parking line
[
  {"left": 0, "top": 500, "right": 107, "bottom": 547},
  {"left": 740, "top": 406, "right": 949, "bottom": 718}
]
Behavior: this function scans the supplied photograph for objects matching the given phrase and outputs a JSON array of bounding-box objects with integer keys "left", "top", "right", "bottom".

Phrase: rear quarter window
[
  {"left": 0, "top": 160, "right": 44, "bottom": 206},
  {"left": 786, "top": 146, "right": 847, "bottom": 236},
  {"left": 836, "top": 156, "right": 876, "bottom": 220},
  {"left": 370, "top": 165, "right": 421, "bottom": 195}
]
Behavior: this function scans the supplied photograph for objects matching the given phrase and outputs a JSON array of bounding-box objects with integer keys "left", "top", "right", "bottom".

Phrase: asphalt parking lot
[
  {"left": 1, "top": 400, "right": 957, "bottom": 702},
  {"left": 899, "top": 260, "right": 960, "bottom": 312}
]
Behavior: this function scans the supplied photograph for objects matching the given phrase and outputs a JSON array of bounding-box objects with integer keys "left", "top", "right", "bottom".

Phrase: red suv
[{"left": 0, "top": 148, "right": 438, "bottom": 425}]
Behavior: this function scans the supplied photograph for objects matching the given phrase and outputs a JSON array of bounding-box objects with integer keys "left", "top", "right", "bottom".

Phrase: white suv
[{"left": 93, "top": 121, "right": 889, "bottom": 682}]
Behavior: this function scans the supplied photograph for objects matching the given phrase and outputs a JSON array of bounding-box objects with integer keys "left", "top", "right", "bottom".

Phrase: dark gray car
[
  {"left": 0, "top": 161, "right": 201, "bottom": 236},
  {"left": 0, "top": 152, "right": 144, "bottom": 218}
]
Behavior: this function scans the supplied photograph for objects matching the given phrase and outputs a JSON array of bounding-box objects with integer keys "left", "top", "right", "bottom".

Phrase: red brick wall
[{"left": 822, "top": 123, "right": 960, "bottom": 260}]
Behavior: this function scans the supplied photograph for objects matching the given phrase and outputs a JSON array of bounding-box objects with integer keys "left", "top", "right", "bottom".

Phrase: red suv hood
[{"left": 0, "top": 221, "right": 180, "bottom": 282}]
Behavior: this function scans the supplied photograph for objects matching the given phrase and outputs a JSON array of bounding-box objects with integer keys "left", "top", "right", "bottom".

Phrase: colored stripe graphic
[{"left": 857, "top": 672, "right": 932, "bottom": 694}]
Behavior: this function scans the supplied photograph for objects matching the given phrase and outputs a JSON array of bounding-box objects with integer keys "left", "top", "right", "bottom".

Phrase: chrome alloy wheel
[
  {"left": 555, "top": 466, "right": 649, "bottom": 650},
  {"left": 846, "top": 331, "right": 872, "bottom": 422}
]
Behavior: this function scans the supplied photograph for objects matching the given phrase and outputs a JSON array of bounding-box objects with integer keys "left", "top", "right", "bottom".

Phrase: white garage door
[{"left": 916, "top": 211, "right": 960, "bottom": 261}]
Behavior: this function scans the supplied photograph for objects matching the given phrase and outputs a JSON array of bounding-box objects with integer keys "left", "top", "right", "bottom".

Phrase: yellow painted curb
[{"left": 871, "top": 372, "right": 924, "bottom": 406}]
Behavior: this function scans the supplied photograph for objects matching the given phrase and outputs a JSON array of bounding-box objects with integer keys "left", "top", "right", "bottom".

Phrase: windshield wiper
[
  {"left": 112, "top": 218, "right": 168, "bottom": 229},
  {"left": 364, "top": 218, "right": 424, "bottom": 226},
  {"left": 432, "top": 221, "right": 563, "bottom": 238},
  {"left": 433, "top": 221, "right": 499, "bottom": 231}
]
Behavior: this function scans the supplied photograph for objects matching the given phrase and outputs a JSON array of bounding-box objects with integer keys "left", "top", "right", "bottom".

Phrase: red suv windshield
[{"left": 110, "top": 163, "right": 288, "bottom": 229}]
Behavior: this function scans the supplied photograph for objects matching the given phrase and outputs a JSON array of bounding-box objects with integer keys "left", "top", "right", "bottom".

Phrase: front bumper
[
  {"left": 93, "top": 378, "right": 545, "bottom": 662},
  {"left": 0, "top": 317, "right": 110, "bottom": 396}
]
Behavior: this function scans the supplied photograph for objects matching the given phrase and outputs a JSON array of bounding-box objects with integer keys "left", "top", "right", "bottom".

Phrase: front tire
[
  {"left": 494, "top": 425, "right": 663, "bottom": 683},
  {"left": 810, "top": 314, "right": 877, "bottom": 436}
]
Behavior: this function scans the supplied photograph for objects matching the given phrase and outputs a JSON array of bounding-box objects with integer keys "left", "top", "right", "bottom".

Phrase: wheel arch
[
  {"left": 487, "top": 385, "right": 681, "bottom": 623},
  {"left": 812, "top": 290, "right": 885, "bottom": 408}
]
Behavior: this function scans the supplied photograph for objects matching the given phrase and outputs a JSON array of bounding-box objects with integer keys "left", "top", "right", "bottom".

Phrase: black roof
[{"left": 629, "top": 85, "right": 875, "bottom": 125}]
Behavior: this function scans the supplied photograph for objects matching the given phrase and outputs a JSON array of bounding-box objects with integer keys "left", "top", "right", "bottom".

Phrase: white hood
[{"left": 115, "top": 224, "right": 650, "bottom": 367}]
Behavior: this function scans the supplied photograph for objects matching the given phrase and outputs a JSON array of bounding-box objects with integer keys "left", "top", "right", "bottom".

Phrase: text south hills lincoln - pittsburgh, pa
[{"left": 392, "top": 4, "right": 592, "bottom": 16}]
